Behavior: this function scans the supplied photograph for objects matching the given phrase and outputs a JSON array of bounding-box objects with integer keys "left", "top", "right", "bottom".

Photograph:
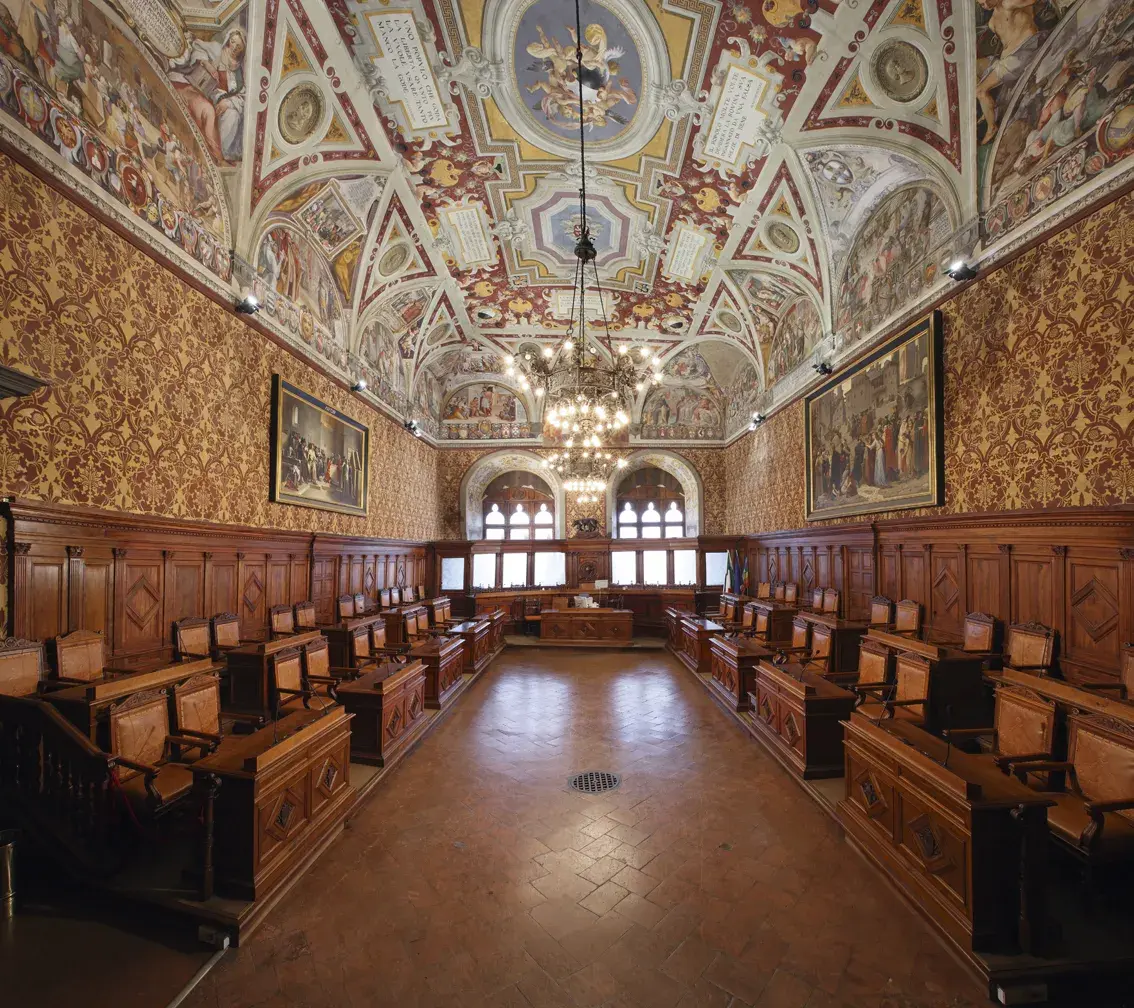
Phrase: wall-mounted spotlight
[
  {"left": 749, "top": 412, "right": 766, "bottom": 431},
  {"left": 235, "top": 294, "right": 261, "bottom": 314},
  {"left": 946, "top": 259, "right": 978, "bottom": 282},
  {"left": 351, "top": 379, "right": 368, "bottom": 392},
  {"left": 404, "top": 420, "right": 423, "bottom": 438},
  {"left": 813, "top": 362, "right": 834, "bottom": 376}
]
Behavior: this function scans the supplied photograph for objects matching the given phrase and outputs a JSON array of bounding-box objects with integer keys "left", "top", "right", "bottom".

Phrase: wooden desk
[
  {"left": 334, "top": 660, "right": 427, "bottom": 766},
  {"left": 708, "top": 635, "right": 772, "bottom": 712},
  {"left": 225, "top": 631, "right": 324, "bottom": 718},
  {"left": 486, "top": 609, "right": 507, "bottom": 656},
  {"left": 749, "top": 661, "right": 857, "bottom": 779},
  {"left": 839, "top": 716, "right": 1052, "bottom": 959},
  {"left": 473, "top": 588, "right": 694, "bottom": 635},
  {"left": 664, "top": 606, "right": 695, "bottom": 653},
  {"left": 539, "top": 608, "right": 633, "bottom": 645},
  {"left": 409, "top": 635, "right": 465, "bottom": 710},
  {"left": 320, "top": 615, "right": 381, "bottom": 670},
  {"left": 44, "top": 657, "right": 222, "bottom": 745},
  {"left": 383, "top": 605, "right": 426, "bottom": 646},
  {"left": 745, "top": 600, "right": 798, "bottom": 643},
  {"left": 191, "top": 706, "right": 354, "bottom": 901},
  {"left": 993, "top": 668, "right": 1134, "bottom": 724},
  {"left": 448, "top": 619, "right": 495, "bottom": 674},
  {"left": 857, "top": 650, "right": 991, "bottom": 736},
  {"left": 677, "top": 616, "right": 725, "bottom": 676}
]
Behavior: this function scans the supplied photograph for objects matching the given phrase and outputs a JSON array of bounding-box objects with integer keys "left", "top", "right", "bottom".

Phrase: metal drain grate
[{"left": 568, "top": 771, "right": 621, "bottom": 794}]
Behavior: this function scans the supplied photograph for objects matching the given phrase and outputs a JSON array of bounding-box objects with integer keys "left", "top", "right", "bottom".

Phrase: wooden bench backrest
[
  {"left": 175, "top": 618, "right": 211, "bottom": 658},
  {"left": 894, "top": 653, "right": 930, "bottom": 719},
  {"left": 963, "top": 612, "right": 998, "bottom": 652},
  {"left": 870, "top": 597, "right": 893, "bottom": 626},
  {"left": 858, "top": 639, "right": 890, "bottom": 683},
  {"left": 270, "top": 605, "right": 295, "bottom": 635},
  {"left": 1068, "top": 713, "right": 1134, "bottom": 823},
  {"left": 305, "top": 638, "right": 331, "bottom": 679},
  {"left": 379, "top": 589, "right": 392, "bottom": 609},
  {"left": 756, "top": 582, "right": 771, "bottom": 600},
  {"left": 371, "top": 623, "right": 389, "bottom": 649},
  {"left": 894, "top": 600, "right": 921, "bottom": 634},
  {"left": 1006, "top": 622, "right": 1055, "bottom": 669},
  {"left": 294, "top": 601, "right": 317, "bottom": 629},
  {"left": 53, "top": 630, "right": 105, "bottom": 682},
  {"left": 994, "top": 685, "right": 1055, "bottom": 759},
  {"left": 272, "top": 650, "right": 304, "bottom": 698},
  {"left": 212, "top": 614, "right": 241, "bottom": 648},
  {"left": 174, "top": 674, "right": 221, "bottom": 737},
  {"left": 109, "top": 689, "right": 168, "bottom": 774},
  {"left": 791, "top": 618, "right": 809, "bottom": 649},
  {"left": 783, "top": 583, "right": 798, "bottom": 603},
  {"left": 337, "top": 594, "right": 355, "bottom": 620},
  {"left": 0, "top": 638, "right": 45, "bottom": 696}
]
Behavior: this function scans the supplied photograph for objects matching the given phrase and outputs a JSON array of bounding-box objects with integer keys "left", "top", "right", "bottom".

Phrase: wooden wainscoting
[
  {"left": 745, "top": 507, "right": 1134, "bottom": 687},
  {"left": 3, "top": 501, "right": 426, "bottom": 666}
]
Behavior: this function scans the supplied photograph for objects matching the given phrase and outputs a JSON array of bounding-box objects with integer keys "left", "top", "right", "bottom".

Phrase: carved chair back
[
  {"left": 271, "top": 650, "right": 305, "bottom": 707},
  {"left": 754, "top": 608, "right": 770, "bottom": 634},
  {"left": 379, "top": 589, "right": 392, "bottom": 609},
  {"left": 963, "top": 612, "right": 999, "bottom": 652},
  {"left": 51, "top": 630, "right": 105, "bottom": 683},
  {"left": 337, "top": 595, "right": 355, "bottom": 620},
  {"left": 109, "top": 689, "right": 170, "bottom": 774},
  {"left": 353, "top": 592, "right": 368, "bottom": 614},
  {"left": 1066, "top": 713, "right": 1134, "bottom": 823},
  {"left": 894, "top": 600, "right": 921, "bottom": 634},
  {"left": 351, "top": 627, "right": 372, "bottom": 662},
  {"left": 894, "top": 653, "right": 930, "bottom": 721},
  {"left": 741, "top": 605, "right": 755, "bottom": 629},
  {"left": 294, "top": 601, "right": 317, "bottom": 630},
  {"left": 173, "top": 674, "right": 222, "bottom": 737},
  {"left": 371, "top": 623, "right": 390, "bottom": 651},
  {"left": 390, "top": 587, "right": 402, "bottom": 606},
  {"left": 810, "top": 588, "right": 824, "bottom": 609},
  {"left": 212, "top": 613, "right": 241, "bottom": 649},
  {"left": 783, "top": 583, "right": 798, "bottom": 603},
  {"left": 756, "top": 582, "right": 771, "bottom": 600},
  {"left": 857, "top": 638, "right": 891, "bottom": 684},
  {"left": 994, "top": 685, "right": 1055, "bottom": 760},
  {"left": 305, "top": 638, "right": 331, "bottom": 680},
  {"left": 0, "top": 638, "right": 46, "bottom": 696},
  {"left": 415, "top": 610, "right": 430, "bottom": 636},
  {"left": 402, "top": 586, "right": 416, "bottom": 603},
  {"left": 1005, "top": 622, "right": 1056, "bottom": 671},
  {"left": 810, "top": 625, "right": 833, "bottom": 660},
  {"left": 791, "top": 618, "right": 810, "bottom": 650},
  {"left": 870, "top": 597, "right": 894, "bottom": 626},
  {"left": 270, "top": 605, "right": 295, "bottom": 636},
  {"left": 822, "top": 589, "right": 840, "bottom": 614},
  {"left": 773, "top": 583, "right": 786, "bottom": 601},
  {"left": 432, "top": 598, "right": 452, "bottom": 623},
  {"left": 174, "top": 618, "right": 212, "bottom": 659}
]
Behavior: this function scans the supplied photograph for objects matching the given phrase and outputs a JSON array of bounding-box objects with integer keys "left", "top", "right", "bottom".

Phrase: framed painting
[
  {"left": 270, "top": 376, "right": 369, "bottom": 517},
  {"left": 805, "top": 312, "right": 943, "bottom": 521}
]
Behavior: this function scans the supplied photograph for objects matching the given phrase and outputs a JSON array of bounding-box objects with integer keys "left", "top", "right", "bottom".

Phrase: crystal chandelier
[{"left": 505, "top": 0, "right": 661, "bottom": 501}]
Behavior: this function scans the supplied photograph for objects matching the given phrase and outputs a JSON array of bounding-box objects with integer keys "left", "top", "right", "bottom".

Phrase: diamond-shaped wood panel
[
  {"left": 243, "top": 571, "right": 264, "bottom": 613},
  {"left": 782, "top": 712, "right": 801, "bottom": 746},
  {"left": 317, "top": 758, "right": 340, "bottom": 797},
  {"left": 1071, "top": 577, "right": 1119, "bottom": 643},
  {"left": 265, "top": 788, "right": 305, "bottom": 842},
  {"left": 386, "top": 705, "right": 402, "bottom": 739},
  {"left": 932, "top": 564, "right": 959, "bottom": 616},
  {"left": 907, "top": 812, "right": 953, "bottom": 875},
  {"left": 125, "top": 574, "right": 160, "bottom": 629},
  {"left": 855, "top": 770, "right": 887, "bottom": 819}
]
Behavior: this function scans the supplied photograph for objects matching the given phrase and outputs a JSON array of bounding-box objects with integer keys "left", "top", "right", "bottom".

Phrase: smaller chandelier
[{"left": 545, "top": 451, "right": 628, "bottom": 504}]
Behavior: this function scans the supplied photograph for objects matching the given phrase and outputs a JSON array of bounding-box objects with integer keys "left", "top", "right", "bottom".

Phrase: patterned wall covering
[
  {"left": 0, "top": 153, "right": 440, "bottom": 542},
  {"left": 723, "top": 190, "right": 1134, "bottom": 534}
]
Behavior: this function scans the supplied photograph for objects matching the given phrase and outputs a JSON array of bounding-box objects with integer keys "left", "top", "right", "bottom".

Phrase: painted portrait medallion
[
  {"left": 279, "top": 83, "right": 325, "bottom": 145},
  {"left": 514, "top": 0, "right": 641, "bottom": 144},
  {"left": 765, "top": 220, "right": 801, "bottom": 254},
  {"left": 379, "top": 242, "right": 411, "bottom": 276},
  {"left": 871, "top": 40, "right": 929, "bottom": 103}
]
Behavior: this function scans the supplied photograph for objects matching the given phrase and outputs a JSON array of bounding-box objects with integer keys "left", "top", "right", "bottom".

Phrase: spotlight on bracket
[
  {"left": 351, "top": 379, "right": 368, "bottom": 392},
  {"left": 749, "top": 412, "right": 766, "bottom": 432},
  {"left": 946, "top": 259, "right": 978, "bottom": 282},
  {"left": 404, "top": 420, "right": 423, "bottom": 438},
  {"left": 813, "top": 362, "right": 834, "bottom": 376},
  {"left": 235, "top": 294, "right": 261, "bottom": 315}
]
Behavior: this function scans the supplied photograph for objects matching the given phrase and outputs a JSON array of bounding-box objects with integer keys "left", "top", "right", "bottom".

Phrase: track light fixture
[
  {"left": 813, "top": 362, "right": 833, "bottom": 376},
  {"left": 946, "top": 259, "right": 978, "bottom": 282},
  {"left": 404, "top": 420, "right": 422, "bottom": 438},
  {"left": 351, "top": 379, "right": 368, "bottom": 392},
  {"left": 749, "top": 412, "right": 766, "bottom": 431},
  {"left": 235, "top": 294, "right": 261, "bottom": 314}
]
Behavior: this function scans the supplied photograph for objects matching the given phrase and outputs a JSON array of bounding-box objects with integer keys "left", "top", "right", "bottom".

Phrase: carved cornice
[
  {"left": 1052, "top": 545, "right": 1067, "bottom": 556},
  {"left": 66, "top": 545, "right": 84, "bottom": 558}
]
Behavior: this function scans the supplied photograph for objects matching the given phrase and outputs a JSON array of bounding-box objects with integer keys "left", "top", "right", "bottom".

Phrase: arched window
[
  {"left": 482, "top": 471, "right": 555, "bottom": 541},
  {"left": 615, "top": 467, "right": 686, "bottom": 538},
  {"left": 485, "top": 503, "right": 506, "bottom": 540}
]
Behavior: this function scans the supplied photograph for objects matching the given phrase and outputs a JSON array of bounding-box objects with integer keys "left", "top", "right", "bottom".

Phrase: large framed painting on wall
[
  {"left": 805, "top": 312, "right": 943, "bottom": 521},
  {"left": 270, "top": 375, "right": 369, "bottom": 517}
]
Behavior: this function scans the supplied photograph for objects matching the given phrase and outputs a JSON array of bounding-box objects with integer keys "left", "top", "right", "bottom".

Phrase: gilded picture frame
[
  {"left": 805, "top": 312, "right": 944, "bottom": 521},
  {"left": 270, "top": 375, "right": 369, "bottom": 517}
]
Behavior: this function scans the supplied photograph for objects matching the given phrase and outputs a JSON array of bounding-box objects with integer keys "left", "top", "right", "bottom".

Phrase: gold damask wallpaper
[
  {"left": 0, "top": 153, "right": 441, "bottom": 542},
  {"left": 723, "top": 190, "right": 1134, "bottom": 534}
]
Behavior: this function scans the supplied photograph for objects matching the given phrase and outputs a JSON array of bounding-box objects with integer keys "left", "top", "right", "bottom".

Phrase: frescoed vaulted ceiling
[{"left": 2, "top": 0, "right": 1130, "bottom": 444}]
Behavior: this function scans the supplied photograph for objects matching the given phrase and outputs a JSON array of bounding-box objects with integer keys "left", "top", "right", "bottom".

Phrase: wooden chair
[
  {"left": 47, "top": 630, "right": 126, "bottom": 686},
  {"left": 854, "top": 636, "right": 894, "bottom": 692},
  {"left": 721, "top": 604, "right": 755, "bottom": 636},
  {"left": 304, "top": 636, "right": 361, "bottom": 685},
  {"left": 416, "top": 584, "right": 425, "bottom": 601},
  {"left": 868, "top": 596, "right": 893, "bottom": 626},
  {"left": 1011, "top": 712, "right": 1134, "bottom": 877},
  {"left": 352, "top": 592, "right": 370, "bottom": 615},
  {"left": 524, "top": 598, "right": 542, "bottom": 636},
  {"left": 805, "top": 587, "right": 825, "bottom": 612},
  {"left": 891, "top": 600, "right": 921, "bottom": 635},
  {"left": 379, "top": 589, "right": 393, "bottom": 610},
  {"left": 269, "top": 647, "right": 336, "bottom": 714},
  {"left": 783, "top": 583, "right": 798, "bottom": 604},
  {"left": 336, "top": 594, "right": 356, "bottom": 621},
  {"left": 756, "top": 582, "right": 771, "bottom": 600},
  {"left": 402, "top": 586, "right": 417, "bottom": 603},
  {"left": 369, "top": 623, "right": 411, "bottom": 661},
  {"left": 108, "top": 688, "right": 211, "bottom": 815},
  {"left": 772, "top": 583, "right": 786, "bottom": 601},
  {"left": 390, "top": 587, "right": 402, "bottom": 606},
  {"left": 954, "top": 611, "right": 1004, "bottom": 668},
  {"left": 1003, "top": 622, "right": 1057, "bottom": 678},
  {"left": 945, "top": 684, "right": 1056, "bottom": 772},
  {"left": 294, "top": 601, "right": 317, "bottom": 631},
  {"left": 1080, "top": 644, "right": 1134, "bottom": 701},
  {"left": 0, "top": 637, "right": 47, "bottom": 696},
  {"left": 173, "top": 618, "right": 213, "bottom": 660},
  {"left": 269, "top": 604, "right": 297, "bottom": 638},
  {"left": 171, "top": 672, "right": 261, "bottom": 754},
  {"left": 211, "top": 613, "right": 253, "bottom": 656},
  {"left": 854, "top": 652, "right": 931, "bottom": 727},
  {"left": 821, "top": 589, "right": 840, "bottom": 615}
]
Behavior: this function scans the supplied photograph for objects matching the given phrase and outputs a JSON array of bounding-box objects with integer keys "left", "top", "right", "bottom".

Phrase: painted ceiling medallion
[
  {"left": 716, "top": 309, "right": 742, "bottom": 333},
  {"left": 485, "top": 0, "right": 668, "bottom": 160},
  {"left": 765, "top": 220, "right": 801, "bottom": 254},
  {"left": 870, "top": 40, "right": 929, "bottom": 104},
  {"left": 279, "top": 83, "right": 325, "bottom": 145},
  {"left": 379, "top": 243, "right": 412, "bottom": 277}
]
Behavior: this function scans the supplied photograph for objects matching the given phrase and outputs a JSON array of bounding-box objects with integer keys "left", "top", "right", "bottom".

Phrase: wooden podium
[{"left": 539, "top": 608, "right": 633, "bottom": 644}]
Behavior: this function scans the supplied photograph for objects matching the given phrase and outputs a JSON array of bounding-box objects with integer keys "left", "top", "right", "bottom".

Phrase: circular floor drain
[{"left": 568, "top": 771, "right": 621, "bottom": 794}]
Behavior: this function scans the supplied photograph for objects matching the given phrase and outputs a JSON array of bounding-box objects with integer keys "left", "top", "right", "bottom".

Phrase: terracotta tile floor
[{"left": 184, "top": 650, "right": 992, "bottom": 1008}]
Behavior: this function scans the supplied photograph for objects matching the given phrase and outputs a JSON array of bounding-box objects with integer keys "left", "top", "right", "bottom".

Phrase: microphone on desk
[{"left": 943, "top": 704, "right": 954, "bottom": 769}]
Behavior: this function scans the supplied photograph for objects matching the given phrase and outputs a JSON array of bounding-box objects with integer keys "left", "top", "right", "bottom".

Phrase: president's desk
[{"left": 539, "top": 608, "right": 633, "bottom": 644}]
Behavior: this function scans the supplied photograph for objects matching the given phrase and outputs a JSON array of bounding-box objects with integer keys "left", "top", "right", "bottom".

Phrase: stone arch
[
  {"left": 606, "top": 450, "right": 703, "bottom": 537},
  {"left": 460, "top": 450, "right": 566, "bottom": 540}
]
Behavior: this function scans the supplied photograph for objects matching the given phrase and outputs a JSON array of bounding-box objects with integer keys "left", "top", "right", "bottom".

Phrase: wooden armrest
[
  {"left": 1086, "top": 798, "right": 1134, "bottom": 815},
  {"left": 993, "top": 751, "right": 1050, "bottom": 772},
  {"left": 177, "top": 728, "right": 222, "bottom": 744},
  {"left": 329, "top": 665, "right": 364, "bottom": 680},
  {"left": 115, "top": 756, "right": 158, "bottom": 775},
  {"left": 1010, "top": 664, "right": 1051, "bottom": 672},
  {"left": 777, "top": 646, "right": 811, "bottom": 655},
  {"left": 166, "top": 734, "right": 215, "bottom": 757},
  {"left": 944, "top": 727, "right": 994, "bottom": 739},
  {"left": 885, "top": 698, "right": 927, "bottom": 708},
  {"left": 854, "top": 681, "right": 891, "bottom": 693},
  {"left": 305, "top": 674, "right": 339, "bottom": 686},
  {"left": 1009, "top": 760, "right": 1072, "bottom": 772}
]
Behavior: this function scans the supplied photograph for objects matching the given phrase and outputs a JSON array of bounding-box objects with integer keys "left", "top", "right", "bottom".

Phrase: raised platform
[{"left": 503, "top": 634, "right": 665, "bottom": 650}]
